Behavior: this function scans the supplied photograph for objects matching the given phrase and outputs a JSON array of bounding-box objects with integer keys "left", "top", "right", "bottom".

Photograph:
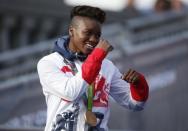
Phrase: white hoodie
[{"left": 37, "top": 40, "right": 148, "bottom": 131}]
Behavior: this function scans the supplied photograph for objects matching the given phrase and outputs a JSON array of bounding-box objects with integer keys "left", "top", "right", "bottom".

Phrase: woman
[{"left": 37, "top": 5, "right": 149, "bottom": 131}]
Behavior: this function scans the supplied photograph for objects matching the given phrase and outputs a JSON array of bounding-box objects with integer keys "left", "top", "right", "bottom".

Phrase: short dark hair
[
  {"left": 155, "top": 0, "right": 171, "bottom": 11},
  {"left": 70, "top": 5, "right": 106, "bottom": 24}
]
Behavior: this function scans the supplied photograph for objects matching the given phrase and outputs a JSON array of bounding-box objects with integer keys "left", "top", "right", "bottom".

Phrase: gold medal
[{"left": 85, "top": 110, "right": 97, "bottom": 126}]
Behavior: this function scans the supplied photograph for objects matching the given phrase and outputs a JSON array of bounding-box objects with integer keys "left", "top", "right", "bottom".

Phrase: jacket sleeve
[
  {"left": 82, "top": 48, "right": 107, "bottom": 84},
  {"left": 110, "top": 67, "right": 149, "bottom": 111},
  {"left": 37, "top": 48, "right": 107, "bottom": 102},
  {"left": 37, "top": 59, "right": 88, "bottom": 102}
]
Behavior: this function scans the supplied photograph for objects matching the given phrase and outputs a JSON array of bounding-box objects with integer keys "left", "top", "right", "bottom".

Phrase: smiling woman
[
  {"left": 37, "top": 5, "right": 149, "bottom": 131},
  {"left": 68, "top": 5, "right": 107, "bottom": 55}
]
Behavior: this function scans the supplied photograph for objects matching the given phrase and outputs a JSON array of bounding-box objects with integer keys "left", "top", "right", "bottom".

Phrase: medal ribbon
[{"left": 87, "top": 83, "right": 94, "bottom": 111}]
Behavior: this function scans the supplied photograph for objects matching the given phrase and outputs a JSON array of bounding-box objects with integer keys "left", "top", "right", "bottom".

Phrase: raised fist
[
  {"left": 121, "top": 69, "right": 140, "bottom": 84},
  {"left": 96, "top": 39, "right": 113, "bottom": 52}
]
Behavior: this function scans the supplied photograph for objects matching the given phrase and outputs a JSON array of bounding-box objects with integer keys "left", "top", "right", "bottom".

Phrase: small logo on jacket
[
  {"left": 52, "top": 103, "right": 79, "bottom": 131},
  {"left": 93, "top": 74, "right": 110, "bottom": 107}
]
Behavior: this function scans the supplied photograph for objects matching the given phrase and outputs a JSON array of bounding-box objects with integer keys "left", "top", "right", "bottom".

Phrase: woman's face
[{"left": 69, "top": 16, "right": 101, "bottom": 55}]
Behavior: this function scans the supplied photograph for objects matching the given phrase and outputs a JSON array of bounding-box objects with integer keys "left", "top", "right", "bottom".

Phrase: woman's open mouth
[
  {"left": 84, "top": 43, "right": 96, "bottom": 54},
  {"left": 86, "top": 43, "right": 95, "bottom": 50}
]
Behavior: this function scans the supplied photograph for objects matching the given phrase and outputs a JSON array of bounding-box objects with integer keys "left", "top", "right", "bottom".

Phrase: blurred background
[{"left": 0, "top": 0, "right": 188, "bottom": 131}]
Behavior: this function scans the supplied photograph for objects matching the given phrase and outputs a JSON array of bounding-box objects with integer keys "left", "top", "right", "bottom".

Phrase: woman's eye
[{"left": 84, "top": 31, "right": 90, "bottom": 36}]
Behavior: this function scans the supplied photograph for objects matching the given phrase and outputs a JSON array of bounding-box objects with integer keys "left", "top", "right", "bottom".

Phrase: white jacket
[{"left": 37, "top": 47, "right": 148, "bottom": 131}]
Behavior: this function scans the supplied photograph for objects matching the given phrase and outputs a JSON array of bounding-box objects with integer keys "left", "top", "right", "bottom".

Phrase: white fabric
[{"left": 37, "top": 52, "right": 145, "bottom": 131}]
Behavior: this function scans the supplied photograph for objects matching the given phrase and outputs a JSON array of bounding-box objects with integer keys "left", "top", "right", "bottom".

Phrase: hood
[{"left": 53, "top": 36, "right": 87, "bottom": 61}]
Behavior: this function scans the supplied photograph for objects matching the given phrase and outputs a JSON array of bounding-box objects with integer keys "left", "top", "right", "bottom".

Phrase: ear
[{"left": 69, "top": 25, "right": 74, "bottom": 37}]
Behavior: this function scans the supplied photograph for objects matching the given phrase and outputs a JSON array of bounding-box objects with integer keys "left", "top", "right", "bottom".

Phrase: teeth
[{"left": 86, "top": 44, "right": 94, "bottom": 49}]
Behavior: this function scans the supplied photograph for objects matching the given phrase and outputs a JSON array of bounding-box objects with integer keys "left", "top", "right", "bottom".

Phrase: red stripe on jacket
[
  {"left": 61, "top": 66, "right": 73, "bottom": 74},
  {"left": 61, "top": 98, "right": 71, "bottom": 102}
]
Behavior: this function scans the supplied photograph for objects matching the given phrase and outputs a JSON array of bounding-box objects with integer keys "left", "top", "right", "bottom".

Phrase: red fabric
[
  {"left": 61, "top": 66, "right": 73, "bottom": 74},
  {"left": 93, "top": 75, "right": 109, "bottom": 107},
  {"left": 130, "top": 73, "right": 149, "bottom": 102},
  {"left": 82, "top": 48, "right": 107, "bottom": 84},
  {"left": 61, "top": 98, "right": 71, "bottom": 103}
]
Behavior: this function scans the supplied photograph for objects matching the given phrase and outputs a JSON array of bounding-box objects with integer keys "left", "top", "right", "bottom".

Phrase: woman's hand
[
  {"left": 121, "top": 69, "right": 140, "bottom": 84},
  {"left": 96, "top": 39, "right": 113, "bottom": 53},
  {"left": 85, "top": 111, "right": 97, "bottom": 126}
]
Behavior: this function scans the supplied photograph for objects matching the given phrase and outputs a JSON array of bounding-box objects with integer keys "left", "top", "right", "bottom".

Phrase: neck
[{"left": 68, "top": 40, "right": 79, "bottom": 53}]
